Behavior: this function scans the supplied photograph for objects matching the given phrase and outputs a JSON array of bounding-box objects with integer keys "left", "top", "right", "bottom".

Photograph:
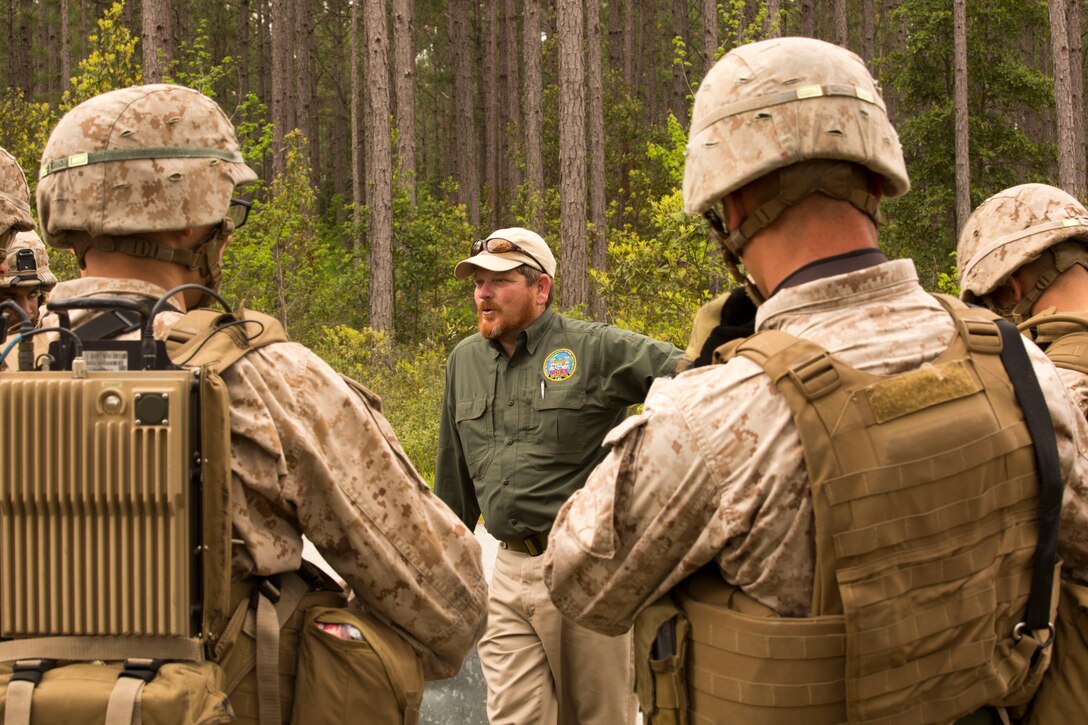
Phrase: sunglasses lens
[{"left": 228, "top": 199, "right": 250, "bottom": 229}]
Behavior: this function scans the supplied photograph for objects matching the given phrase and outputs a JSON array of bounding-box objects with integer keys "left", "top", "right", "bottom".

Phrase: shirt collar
[
  {"left": 486, "top": 307, "right": 556, "bottom": 359},
  {"left": 50, "top": 277, "right": 172, "bottom": 303},
  {"left": 756, "top": 258, "right": 920, "bottom": 330}
]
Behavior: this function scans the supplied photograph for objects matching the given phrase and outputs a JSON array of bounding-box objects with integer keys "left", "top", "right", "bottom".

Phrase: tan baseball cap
[{"left": 454, "top": 227, "right": 557, "bottom": 278}]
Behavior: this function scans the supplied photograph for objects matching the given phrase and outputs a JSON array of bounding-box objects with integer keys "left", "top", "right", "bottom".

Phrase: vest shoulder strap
[
  {"left": 1019, "top": 310, "right": 1088, "bottom": 374},
  {"left": 166, "top": 308, "right": 288, "bottom": 371}
]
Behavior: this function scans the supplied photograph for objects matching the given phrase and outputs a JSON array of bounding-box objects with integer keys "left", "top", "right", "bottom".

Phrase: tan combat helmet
[
  {"left": 957, "top": 183, "right": 1088, "bottom": 322},
  {"left": 37, "top": 84, "right": 257, "bottom": 291},
  {"left": 1, "top": 230, "right": 58, "bottom": 291},
  {"left": 0, "top": 146, "right": 37, "bottom": 254},
  {"left": 683, "top": 37, "right": 909, "bottom": 299}
]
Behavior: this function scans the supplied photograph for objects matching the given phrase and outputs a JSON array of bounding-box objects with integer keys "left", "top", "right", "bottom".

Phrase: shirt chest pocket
[
  {"left": 455, "top": 396, "right": 493, "bottom": 475},
  {"left": 531, "top": 386, "right": 587, "bottom": 455}
]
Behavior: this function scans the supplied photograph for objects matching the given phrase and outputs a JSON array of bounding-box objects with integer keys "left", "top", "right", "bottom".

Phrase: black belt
[{"left": 500, "top": 533, "right": 548, "bottom": 556}]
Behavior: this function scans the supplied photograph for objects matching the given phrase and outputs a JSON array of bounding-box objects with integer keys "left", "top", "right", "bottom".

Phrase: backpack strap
[
  {"left": 165, "top": 308, "right": 288, "bottom": 371},
  {"left": 104, "top": 659, "right": 162, "bottom": 725},
  {"left": 3, "top": 660, "right": 55, "bottom": 725}
]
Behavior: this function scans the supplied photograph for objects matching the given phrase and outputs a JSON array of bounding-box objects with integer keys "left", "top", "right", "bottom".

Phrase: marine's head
[
  {"left": 957, "top": 183, "right": 1088, "bottom": 323},
  {"left": 37, "top": 84, "right": 256, "bottom": 303},
  {"left": 0, "top": 230, "right": 56, "bottom": 325},
  {"left": 683, "top": 37, "right": 909, "bottom": 300}
]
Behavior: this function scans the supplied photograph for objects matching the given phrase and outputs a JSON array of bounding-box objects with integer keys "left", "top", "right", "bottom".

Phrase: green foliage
[
  {"left": 312, "top": 325, "right": 448, "bottom": 484},
  {"left": 64, "top": 1, "right": 142, "bottom": 109},
  {"left": 0, "top": 90, "right": 55, "bottom": 204},
  {"left": 165, "top": 19, "right": 233, "bottom": 98},
  {"left": 879, "top": 0, "right": 1054, "bottom": 287},
  {"left": 936, "top": 251, "right": 961, "bottom": 297}
]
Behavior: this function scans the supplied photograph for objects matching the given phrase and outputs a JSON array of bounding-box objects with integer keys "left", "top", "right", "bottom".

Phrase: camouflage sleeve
[
  {"left": 1031, "top": 344, "right": 1088, "bottom": 586},
  {"left": 1056, "top": 366, "right": 1088, "bottom": 420},
  {"left": 225, "top": 343, "right": 488, "bottom": 679},
  {"left": 543, "top": 360, "right": 802, "bottom": 634}
]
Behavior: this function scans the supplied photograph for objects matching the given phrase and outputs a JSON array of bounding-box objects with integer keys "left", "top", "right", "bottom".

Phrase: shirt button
[
  {"left": 507, "top": 400, "right": 515, "bottom": 407},
  {"left": 510, "top": 362, "right": 517, "bottom": 368},
  {"left": 510, "top": 518, "right": 518, "bottom": 526},
  {"left": 505, "top": 438, "right": 514, "bottom": 446},
  {"left": 502, "top": 479, "right": 510, "bottom": 486}
]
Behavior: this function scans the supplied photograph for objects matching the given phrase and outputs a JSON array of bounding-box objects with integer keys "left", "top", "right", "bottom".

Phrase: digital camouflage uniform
[
  {"left": 28, "top": 84, "right": 487, "bottom": 699},
  {"left": 0, "top": 146, "right": 36, "bottom": 259},
  {"left": 958, "top": 183, "right": 1088, "bottom": 417}
]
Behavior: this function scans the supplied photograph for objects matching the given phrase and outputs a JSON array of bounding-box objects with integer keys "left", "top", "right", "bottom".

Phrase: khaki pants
[{"left": 479, "top": 547, "right": 636, "bottom": 725}]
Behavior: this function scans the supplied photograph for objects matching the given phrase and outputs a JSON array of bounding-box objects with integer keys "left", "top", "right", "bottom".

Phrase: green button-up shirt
[{"left": 435, "top": 308, "right": 685, "bottom": 541}]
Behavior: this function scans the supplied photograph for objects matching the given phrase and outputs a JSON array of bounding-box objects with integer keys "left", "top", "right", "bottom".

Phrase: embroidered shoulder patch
[{"left": 543, "top": 348, "right": 577, "bottom": 381}]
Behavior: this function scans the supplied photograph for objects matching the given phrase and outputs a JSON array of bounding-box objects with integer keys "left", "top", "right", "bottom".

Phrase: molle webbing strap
[
  {"left": 39, "top": 146, "right": 245, "bottom": 179},
  {"left": 731, "top": 312, "right": 1046, "bottom": 724},
  {"left": 995, "top": 319, "right": 1063, "bottom": 635},
  {"left": 0, "top": 636, "right": 204, "bottom": 663},
  {"left": 3, "top": 660, "right": 55, "bottom": 725}
]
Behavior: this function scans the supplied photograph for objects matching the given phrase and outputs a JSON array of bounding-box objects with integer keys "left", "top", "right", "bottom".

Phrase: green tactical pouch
[
  {"left": 633, "top": 596, "right": 690, "bottom": 725},
  {"left": 291, "top": 606, "right": 423, "bottom": 725},
  {"left": 0, "top": 660, "right": 232, "bottom": 725}
]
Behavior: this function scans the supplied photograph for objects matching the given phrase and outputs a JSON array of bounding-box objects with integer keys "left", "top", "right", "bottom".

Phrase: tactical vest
[
  {"left": 0, "top": 303, "right": 422, "bottom": 724},
  {"left": 1019, "top": 310, "right": 1088, "bottom": 376},
  {"left": 636, "top": 297, "right": 1060, "bottom": 725}
]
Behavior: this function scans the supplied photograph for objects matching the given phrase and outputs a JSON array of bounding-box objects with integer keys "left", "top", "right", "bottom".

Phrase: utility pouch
[
  {"left": 1023, "top": 579, "right": 1088, "bottom": 723},
  {"left": 0, "top": 659, "right": 232, "bottom": 725},
  {"left": 633, "top": 596, "right": 690, "bottom": 725},
  {"left": 291, "top": 606, "right": 423, "bottom": 725}
]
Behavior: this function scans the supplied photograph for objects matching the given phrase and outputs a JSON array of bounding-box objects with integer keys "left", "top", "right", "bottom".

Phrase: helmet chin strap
[
  {"left": 71, "top": 219, "right": 235, "bottom": 308},
  {"left": 991, "top": 242, "right": 1088, "bottom": 323},
  {"left": 704, "top": 207, "right": 766, "bottom": 307}
]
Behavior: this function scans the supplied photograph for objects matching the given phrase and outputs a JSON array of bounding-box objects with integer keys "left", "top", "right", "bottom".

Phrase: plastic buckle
[
  {"left": 523, "top": 535, "right": 545, "bottom": 557},
  {"left": 787, "top": 351, "right": 840, "bottom": 400},
  {"left": 11, "top": 659, "right": 57, "bottom": 685},
  {"left": 962, "top": 318, "right": 1003, "bottom": 353},
  {"left": 119, "top": 658, "right": 163, "bottom": 683}
]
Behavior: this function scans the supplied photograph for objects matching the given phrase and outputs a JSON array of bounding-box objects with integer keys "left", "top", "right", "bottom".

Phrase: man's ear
[
  {"left": 724, "top": 193, "right": 744, "bottom": 233},
  {"left": 536, "top": 274, "right": 552, "bottom": 304}
]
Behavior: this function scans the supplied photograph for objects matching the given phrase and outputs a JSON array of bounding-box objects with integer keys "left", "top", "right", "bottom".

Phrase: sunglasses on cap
[
  {"left": 470, "top": 237, "right": 546, "bottom": 274},
  {"left": 227, "top": 198, "right": 252, "bottom": 229}
]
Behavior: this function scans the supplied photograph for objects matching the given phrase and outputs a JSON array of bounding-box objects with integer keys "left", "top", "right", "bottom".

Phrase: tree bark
[
  {"left": 671, "top": 0, "right": 688, "bottom": 125},
  {"left": 766, "top": 0, "right": 782, "bottom": 37},
  {"left": 832, "top": 0, "right": 848, "bottom": 47},
  {"left": 238, "top": 0, "right": 250, "bottom": 98},
  {"left": 351, "top": 0, "right": 364, "bottom": 251},
  {"left": 484, "top": 0, "right": 500, "bottom": 229},
  {"left": 860, "top": 0, "right": 875, "bottom": 61},
  {"left": 450, "top": 0, "right": 480, "bottom": 225},
  {"left": 502, "top": 0, "right": 521, "bottom": 212},
  {"left": 60, "top": 0, "right": 71, "bottom": 91},
  {"left": 587, "top": 0, "right": 607, "bottom": 320},
  {"left": 270, "top": 0, "right": 294, "bottom": 177},
  {"left": 523, "top": 0, "right": 545, "bottom": 230},
  {"left": 953, "top": 0, "right": 971, "bottom": 234},
  {"left": 364, "top": 0, "right": 394, "bottom": 333},
  {"left": 294, "top": 0, "right": 318, "bottom": 180},
  {"left": 142, "top": 0, "right": 174, "bottom": 83},
  {"left": 703, "top": 0, "right": 717, "bottom": 74},
  {"left": 1067, "top": 0, "right": 1086, "bottom": 195},
  {"left": 558, "top": 0, "right": 588, "bottom": 309},
  {"left": 801, "top": 0, "right": 816, "bottom": 39},
  {"left": 393, "top": 0, "right": 417, "bottom": 201},
  {"left": 623, "top": 0, "right": 635, "bottom": 88}
]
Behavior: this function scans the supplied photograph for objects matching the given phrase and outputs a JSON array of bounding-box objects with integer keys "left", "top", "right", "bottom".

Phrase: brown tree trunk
[
  {"left": 484, "top": 0, "right": 500, "bottom": 229},
  {"left": 450, "top": 0, "right": 480, "bottom": 225},
  {"left": 953, "top": 0, "right": 971, "bottom": 234},
  {"left": 558, "top": 0, "right": 588, "bottom": 309},
  {"left": 351, "top": 0, "right": 364, "bottom": 251},
  {"left": 238, "top": 0, "right": 250, "bottom": 98},
  {"left": 623, "top": 0, "right": 635, "bottom": 88},
  {"left": 832, "top": 0, "right": 848, "bottom": 47},
  {"left": 587, "top": 0, "right": 607, "bottom": 320},
  {"left": 502, "top": 0, "right": 521, "bottom": 213},
  {"left": 801, "top": 0, "right": 816, "bottom": 38},
  {"left": 294, "top": 0, "right": 318, "bottom": 180},
  {"left": 60, "top": 0, "right": 71, "bottom": 91},
  {"left": 860, "top": 0, "right": 875, "bottom": 61},
  {"left": 1068, "top": 0, "right": 1086, "bottom": 195},
  {"left": 671, "top": 0, "right": 687, "bottom": 125},
  {"left": 393, "top": 0, "right": 417, "bottom": 202},
  {"left": 364, "top": 0, "right": 394, "bottom": 333},
  {"left": 766, "top": 0, "right": 782, "bottom": 37},
  {"left": 270, "top": 0, "right": 294, "bottom": 177},
  {"left": 523, "top": 0, "right": 545, "bottom": 230},
  {"left": 1051, "top": 0, "right": 1085, "bottom": 197},
  {"left": 142, "top": 0, "right": 174, "bottom": 83},
  {"left": 703, "top": 0, "right": 717, "bottom": 73}
]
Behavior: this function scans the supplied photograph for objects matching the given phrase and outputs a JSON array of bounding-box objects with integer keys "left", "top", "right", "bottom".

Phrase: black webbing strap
[
  {"left": 72, "top": 308, "right": 144, "bottom": 342},
  {"left": 995, "top": 320, "right": 1063, "bottom": 634}
]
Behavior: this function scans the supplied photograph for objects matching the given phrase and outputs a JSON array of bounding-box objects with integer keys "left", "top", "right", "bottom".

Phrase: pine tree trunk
[
  {"left": 558, "top": 0, "right": 588, "bottom": 309},
  {"left": 587, "top": 0, "right": 607, "bottom": 320},
  {"left": 953, "top": 0, "right": 971, "bottom": 234},
  {"left": 142, "top": 0, "right": 173, "bottom": 83},
  {"left": 294, "top": 0, "right": 318, "bottom": 180},
  {"left": 671, "top": 0, "right": 687, "bottom": 125},
  {"left": 832, "top": 0, "right": 848, "bottom": 47},
  {"left": 393, "top": 0, "right": 416, "bottom": 202},
  {"left": 350, "top": 0, "right": 364, "bottom": 251},
  {"left": 60, "top": 0, "right": 71, "bottom": 91},
  {"left": 238, "top": 0, "right": 250, "bottom": 98},
  {"left": 450, "top": 0, "right": 480, "bottom": 225},
  {"left": 484, "top": 0, "right": 500, "bottom": 229},
  {"left": 522, "top": 0, "right": 545, "bottom": 230},
  {"left": 270, "top": 0, "right": 294, "bottom": 177},
  {"left": 1068, "top": 0, "right": 1086, "bottom": 195},
  {"left": 703, "top": 0, "right": 716, "bottom": 73},
  {"left": 502, "top": 0, "right": 521, "bottom": 212},
  {"left": 364, "top": 0, "right": 394, "bottom": 333},
  {"left": 623, "top": 0, "right": 635, "bottom": 88},
  {"left": 860, "top": 0, "right": 874, "bottom": 61},
  {"left": 801, "top": 0, "right": 816, "bottom": 38},
  {"left": 766, "top": 0, "right": 782, "bottom": 37},
  {"left": 1051, "top": 0, "right": 1083, "bottom": 197}
]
